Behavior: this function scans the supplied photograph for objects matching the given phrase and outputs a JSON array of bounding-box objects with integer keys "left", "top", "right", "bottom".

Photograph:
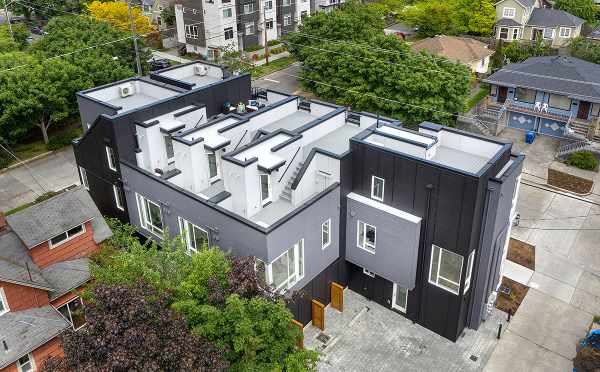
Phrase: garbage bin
[{"left": 525, "top": 131, "right": 535, "bottom": 144}]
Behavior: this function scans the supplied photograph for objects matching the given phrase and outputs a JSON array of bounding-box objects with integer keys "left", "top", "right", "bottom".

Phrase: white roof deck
[
  {"left": 305, "top": 123, "right": 365, "bottom": 155},
  {"left": 250, "top": 199, "right": 294, "bottom": 226},
  {"left": 233, "top": 133, "right": 293, "bottom": 163},
  {"left": 84, "top": 80, "right": 180, "bottom": 113},
  {"left": 261, "top": 110, "right": 319, "bottom": 133}
]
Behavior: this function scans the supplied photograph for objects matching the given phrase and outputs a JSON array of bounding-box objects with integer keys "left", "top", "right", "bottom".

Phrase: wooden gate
[
  {"left": 331, "top": 282, "right": 344, "bottom": 312},
  {"left": 311, "top": 299, "right": 325, "bottom": 330},
  {"left": 291, "top": 319, "right": 304, "bottom": 349}
]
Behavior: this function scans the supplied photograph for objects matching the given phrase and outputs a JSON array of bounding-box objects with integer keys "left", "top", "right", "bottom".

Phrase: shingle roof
[
  {"left": 496, "top": 18, "right": 523, "bottom": 27},
  {"left": 526, "top": 8, "right": 584, "bottom": 27},
  {"left": 6, "top": 187, "right": 111, "bottom": 248},
  {"left": 0, "top": 232, "right": 52, "bottom": 290},
  {"left": 0, "top": 306, "right": 70, "bottom": 369},
  {"left": 411, "top": 35, "right": 493, "bottom": 64},
  {"left": 483, "top": 56, "right": 600, "bottom": 103},
  {"left": 41, "top": 258, "right": 91, "bottom": 301}
]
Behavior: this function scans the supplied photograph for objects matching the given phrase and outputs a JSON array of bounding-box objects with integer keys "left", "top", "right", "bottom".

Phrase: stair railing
[{"left": 278, "top": 147, "right": 301, "bottom": 183}]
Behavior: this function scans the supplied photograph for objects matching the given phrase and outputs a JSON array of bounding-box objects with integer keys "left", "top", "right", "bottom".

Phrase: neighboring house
[
  {"left": 383, "top": 22, "right": 417, "bottom": 40},
  {"left": 73, "top": 63, "right": 523, "bottom": 342},
  {"left": 173, "top": 0, "right": 322, "bottom": 59},
  {"left": 494, "top": 0, "right": 584, "bottom": 47},
  {"left": 588, "top": 25, "right": 600, "bottom": 42},
  {"left": 410, "top": 35, "right": 494, "bottom": 74},
  {"left": 0, "top": 187, "right": 112, "bottom": 372},
  {"left": 482, "top": 56, "right": 600, "bottom": 140}
]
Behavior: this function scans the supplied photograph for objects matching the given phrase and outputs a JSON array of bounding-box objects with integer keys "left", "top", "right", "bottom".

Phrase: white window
[
  {"left": 283, "top": 0, "right": 291, "bottom": 5},
  {"left": 243, "top": 3, "right": 255, "bottom": 14},
  {"left": 267, "top": 240, "right": 304, "bottom": 291},
  {"left": 113, "top": 185, "right": 124, "bottom": 211},
  {"left": 512, "top": 28, "right": 520, "bottom": 40},
  {"left": 559, "top": 27, "right": 571, "bottom": 38},
  {"left": 49, "top": 224, "right": 85, "bottom": 248},
  {"left": 284, "top": 13, "right": 292, "bottom": 26},
  {"left": 105, "top": 146, "right": 116, "bottom": 171},
  {"left": 79, "top": 166, "right": 89, "bottom": 190},
  {"left": 499, "top": 27, "right": 509, "bottom": 40},
  {"left": 0, "top": 287, "right": 9, "bottom": 316},
  {"left": 223, "top": 7, "right": 232, "bottom": 17},
  {"left": 136, "top": 193, "right": 163, "bottom": 236},
  {"left": 429, "top": 245, "right": 464, "bottom": 295},
  {"left": 179, "top": 217, "right": 209, "bottom": 254},
  {"left": 503, "top": 7, "right": 515, "bottom": 18},
  {"left": 264, "top": 0, "right": 273, "bottom": 10},
  {"left": 185, "top": 24, "right": 199, "bottom": 39},
  {"left": 260, "top": 173, "right": 272, "bottom": 206},
  {"left": 56, "top": 297, "right": 86, "bottom": 330},
  {"left": 357, "top": 220, "right": 376, "bottom": 254},
  {"left": 322, "top": 219, "right": 331, "bottom": 249},
  {"left": 371, "top": 176, "right": 384, "bottom": 201},
  {"left": 464, "top": 250, "right": 476, "bottom": 294},
  {"left": 543, "top": 28, "right": 555, "bottom": 39},
  {"left": 392, "top": 283, "right": 408, "bottom": 313},
  {"left": 207, "top": 151, "right": 220, "bottom": 182},
  {"left": 245, "top": 22, "right": 255, "bottom": 35},
  {"left": 265, "top": 18, "right": 273, "bottom": 29},
  {"left": 16, "top": 353, "right": 35, "bottom": 372},
  {"left": 224, "top": 27, "right": 234, "bottom": 40}
]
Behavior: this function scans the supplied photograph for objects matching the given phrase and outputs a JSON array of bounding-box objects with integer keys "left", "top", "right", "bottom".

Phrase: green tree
[
  {"left": 9, "top": 0, "right": 82, "bottom": 21},
  {"left": 401, "top": 0, "right": 455, "bottom": 37},
  {"left": 501, "top": 40, "right": 554, "bottom": 64},
  {"left": 569, "top": 37, "right": 600, "bottom": 64},
  {"left": 452, "top": 0, "right": 496, "bottom": 36},
  {"left": 0, "top": 59, "right": 92, "bottom": 143},
  {"left": 0, "top": 24, "right": 29, "bottom": 52},
  {"left": 554, "top": 0, "right": 597, "bottom": 23}
]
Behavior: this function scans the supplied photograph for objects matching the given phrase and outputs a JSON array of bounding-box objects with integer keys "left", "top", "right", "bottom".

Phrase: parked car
[
  {"left": 148, "top": 58, "right": 171, "bottom": 71},
  {"left": 30, "top": 26, "right": 48, "bottom": 35}
]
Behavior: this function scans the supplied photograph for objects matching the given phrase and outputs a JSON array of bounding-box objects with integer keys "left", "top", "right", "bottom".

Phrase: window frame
[
  {"left": 206, "top": 151, "right": 221, "bottom": 182},
  {"left": 113, "top": 185, "right": 125, "bottom": 211},
  {"left": 260, "top": 173, "right": 272, "bottom": 206},
  {"left": 49, "top": 224, "right": 86, "bottom": 249},
  {"left": 502, "top": 7, "right": 515, "bottom": 18},
  {"left": 243, "top": 3, "right": 255, "bottom": 14},
  {"left": 222, "top": 7, "right": 232, "bottom": 17},
  {"left": 0, "top": 287, "right": 9, "bottom": 316},
  {"left": 266, "top": 240, "right": 304, "bottom": 292},
  {"left": 178, "top": 217, "right": 210, "bottom": 254},
  {"left": 79, "top": 166, "right": 89, "bottom": 191},
  {"left": 499, "top": 27, "right": 509, "bottom": 40},
  {"left": 55, "top": 296, "right": 86, "bottom": 331},
  {"left": 135, "top": 193, "right": 164, "bottom": 237},
  {"left": 543, "top": 28, "right": 555, "bottom": 40},
  {"left": 392, "top": 283, "right": 408, "bottom": 313},
  {"left": 463, "top": 250, "right": 476, "bottom": 294},
  {"left": 549, "top": 93, "right": 572, "bottom": 111},
  {"left": 16, "top": 353, "right": 35, "bottom": 372},
  {"left": 321, "top": 219, "right": 331, "bottom": 249},
  {"left": 515, "top": 87, "right": 536, "bottom": 104},
  {"left": 283, "top": 13, "right": 292, "bottom": 26},
  {"left": 559, "top": 27, "right": 571, "bottom": 38},
  {"left": 264, "top": 0, "right": 273, "bottom": 9},
  {"left": 245, "top": 22, "right": 255, "bottom": 35},
  {"left": 105, "top": 146, "right": 117, "bottom": 172},
  {"left": 265, "top": 18, "right": 273, "bottom": 29},
  {"left": 370, "top": 175, "right": 384, "bottom": 201},
  {"left": 357, "top": 220, "right": 376, "bottom": 254},
  {"left": 164, "top": 135, "right": 175, "bottom": 160},
  {"left": 224, "top": 27, "right": 234, "bottom": 40},
  {"left": 512, "top": 28, "right": 520, "bottom": 40},
  {"left": 428, "top": 245, "right": 464, "bottom": 295}
]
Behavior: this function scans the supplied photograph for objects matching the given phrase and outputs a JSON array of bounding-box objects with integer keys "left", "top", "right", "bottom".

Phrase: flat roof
[
  {"left": 250, "top": 198, "right": 294, "bottom": 226},
  {"left": 81, "top": 79, "right": 181, "bottom": 112},
  {"left": 431, "top": 146, "right": 491, "bottom": 173},
  {"left": 305, "top": 123, "right": 365, "bottom": 156},
  {"left": 261, "top": 111, "right": 318, "bottom": 133},
  {"left": 233, "top": 133, "right": 293, "bottom": 163}
]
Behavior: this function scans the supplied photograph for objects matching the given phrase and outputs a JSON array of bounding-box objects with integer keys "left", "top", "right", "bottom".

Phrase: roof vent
[{"left": 2, "top": 340, "right": 9, "bottom": 353}]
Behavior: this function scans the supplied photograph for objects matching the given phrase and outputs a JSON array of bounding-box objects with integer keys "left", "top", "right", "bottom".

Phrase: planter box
[{"left": 547, "top": 161, "right": 595, "bottom": 195}]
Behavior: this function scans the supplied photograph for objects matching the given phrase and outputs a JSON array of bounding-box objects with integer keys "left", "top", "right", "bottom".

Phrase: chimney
[{"left": 0, "top": 212, "right": 7, "bottom": 234}]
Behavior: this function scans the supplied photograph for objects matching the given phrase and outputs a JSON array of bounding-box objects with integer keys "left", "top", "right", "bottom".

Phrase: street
[{"left": 252, "top": 62, "right": 305, "bottom": 95}]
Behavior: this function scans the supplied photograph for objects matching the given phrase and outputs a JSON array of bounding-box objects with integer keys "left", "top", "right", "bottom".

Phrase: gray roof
[
  {"left": 483, "top": 56, "right": 600, "bottom": 103},
  {"left": 496, "top": 18, "right": 523, "bottom": 27},
  {"left": 495, "top": 0, "right": 535, "bottom": 8},
  {"left": 0, "top": 232, "right": 51, "bottom": 290},
  {"left": 6, "top": 187, "right": 111, "bottom": 248},
  {"left": 0, "top": 306, "right": 70, "bottom": 369},
  {"left": 526, "top": 8, "right": 584, "bottom": 27},
  {"left": 41, "top": 258, "right": 91, "bottom": 301}
]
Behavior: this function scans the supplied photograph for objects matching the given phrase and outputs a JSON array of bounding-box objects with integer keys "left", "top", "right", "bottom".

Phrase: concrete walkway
[
  {"left": 151, "top": 50, "right": 191, "bottom": 64},
  {"left": 0, "top": 147, "right": 79, "bottom": 212}
]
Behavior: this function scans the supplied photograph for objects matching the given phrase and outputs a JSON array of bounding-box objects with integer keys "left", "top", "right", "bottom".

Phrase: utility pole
[
  {"left": 2, "top": 0, "right": 14, "bottom": 41},
  {"left": 263, "top": 7, "right": 269, "bottom": 65},
  {"left": 128, "top": 1, "right": 142, "bottom": 76}
]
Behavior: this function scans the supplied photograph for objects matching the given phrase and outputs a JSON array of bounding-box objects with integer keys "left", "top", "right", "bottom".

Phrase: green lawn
[
  {"left": 251, "top": 57, "right": 295, "bottom": 78},
  {"left": 464, "top": 85, "right": 490, "bottom": 113}
]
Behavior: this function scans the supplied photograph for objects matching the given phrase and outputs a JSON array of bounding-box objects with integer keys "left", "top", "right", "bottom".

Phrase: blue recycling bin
[{"left": 525, "top": 131, "right": 535, "bottom": 144}]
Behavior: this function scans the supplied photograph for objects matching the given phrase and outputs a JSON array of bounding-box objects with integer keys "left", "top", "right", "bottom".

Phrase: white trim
[
  {"left": 321, "top": 219, "right": 331, "bottom": 249},
  {"left": 54, "top": 296, "right": 86, "bottom": 331},
  {"left": 105, "top": 146, "right": 117, "bottom": 172},
  {"left": 370, "top": 175, "right": 385, "bottom": 201},
  {"left": 464, "top": 250, "right": 476, "bottom": 293},
  {"left": 363, "top": 268, "right": 375, "bottom": 277},
  {"left": 502, "top": 7, "right": 515, "bottom": 18},
  {"left": 79, "top": 166, "right": 89, "bottom": 190},
  {"left": 267, "top": 239, "right": 304, "bottom": 292},
  {"left": 113, "top": 185, "right": 124, "bottom": 211},
  {"left": 16, "top": 353, "right": 35, "bottom": 372},
  {"left": 178, "top": 217, "right": 209, "bottom": 254},
  {"left": 559, "top": 27, "right": 571, "bottom": 38},
  {"left": 135, "top": 193, "right": 164, "bottom": 237},
  {"left": 357, "top": 220, "right": 376, "bottom": 254},
  {"left": 260, "top": 173, "right": 272, "bottom": 206},
  {"left": 499, "top": 27, "right": 509, "bottom": 41},
  {"left": 391, "top": 283, "right": 408, "bottom": 313},
  {"left": 0, "top": 287, "right": 9, "bottom": 316},
  {"left": 428, "top": 245, "right": 463, "bottom": 295},
  {"left": 49, "top": 224, "right": 86, "bottom": 249},
  {"left": 206, "top": 151, "right": 221, "bottom": 183},
  {"left": 347, "top": 193, "right": 421, "bottom": 223}
]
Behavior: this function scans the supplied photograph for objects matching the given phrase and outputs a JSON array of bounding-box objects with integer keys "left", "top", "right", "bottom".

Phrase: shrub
[
  {"left": 267, "top": 39, "right": 281, "bottom": 47},
  {"left": 573, "top": 345, "right": 600, "bottom": 372},
  {"left": 566, "top": 151, "right": 598, "bottom": 171},
  {"left": 0, "top": 153, "right": 10, "bottom": 169},
  {"left": 244, "top": 43, "right": 263, "bottom": 52},
  {"left": 46, "top": 128, "right": 82, "bottom": 151}
]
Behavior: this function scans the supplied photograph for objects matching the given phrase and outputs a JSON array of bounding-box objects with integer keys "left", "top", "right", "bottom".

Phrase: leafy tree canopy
[
  {"left": 0, "top": 24, "right": 29, "bottom": 52},
  {"left": 9, "top": 0, "right": 82, "bottom": 21},
  {"left": 491, "top": 40, "right": 554, "bottom": 68},
  {"left": 569, "top": 37, "right": 600, "bottom": 64},
  {"left": 43, "top": 282, "right": 229, "bottom": 372},
  {"left": 87, "top": 0, "right": 156, "bottom": 35},
  {"left": 554, "top": 0, "right": 598, "bottom": 24}
]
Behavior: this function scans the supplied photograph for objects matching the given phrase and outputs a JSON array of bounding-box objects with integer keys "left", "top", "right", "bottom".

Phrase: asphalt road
[{"left": 252, "top": 62, "right": 306, "bottom": 95}]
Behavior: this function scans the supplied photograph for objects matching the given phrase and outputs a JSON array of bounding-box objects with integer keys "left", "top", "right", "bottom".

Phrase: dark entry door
[
  {"left": 532, "top": 29, "right": 542, "bottom": 41},
  {"left": 578, "top": 101, "right": 591, "bottom": 120},
  {"left": 497, "top": 87, "right": 508, "bottom": 103}
]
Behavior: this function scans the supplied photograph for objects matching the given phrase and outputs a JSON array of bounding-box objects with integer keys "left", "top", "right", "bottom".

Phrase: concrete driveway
[
  {"left": 0, "top": 147, "right": 79, "bottom": 212},
  {"left": 484, "top": 182, "right": 600, "bottom": 371}
]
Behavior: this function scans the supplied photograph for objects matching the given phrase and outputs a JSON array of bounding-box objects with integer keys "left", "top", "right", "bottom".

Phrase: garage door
[
  {"left": 538, "top": 118, "right": 566, "bottom": 137},
  {"left": 507, "top": 112, "right": 537, "bottom": 131}
]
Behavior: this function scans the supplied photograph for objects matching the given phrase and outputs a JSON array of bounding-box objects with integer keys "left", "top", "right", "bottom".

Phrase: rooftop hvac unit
[
  {"left": 194, "top": 64, "right": 208, "bottom": 76},
  {"left": 119, "top": 82, "right": 135, "bottom": 98}
]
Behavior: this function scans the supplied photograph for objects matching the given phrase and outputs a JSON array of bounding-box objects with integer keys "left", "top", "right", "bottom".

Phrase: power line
[{"left": 0, "top": 141, "right": 48, "bottom": 196}]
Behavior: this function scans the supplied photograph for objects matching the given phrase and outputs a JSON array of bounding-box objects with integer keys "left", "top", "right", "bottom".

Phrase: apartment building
[
  {"left": 72, "top": 62, "right": 523, "bottom": 341},
  {"left": 0, "top": 187, "right": 111, "bottom": 372},
  {"left": 174, "top": 0, "right": 328, "bottom": 59}
]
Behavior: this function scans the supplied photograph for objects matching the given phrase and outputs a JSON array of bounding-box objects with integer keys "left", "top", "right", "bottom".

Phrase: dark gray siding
[
  {"left": 178, "top": 0, "right": 206, "bottom": 47},
  {"left": 237, "top": 0, "right": 260, "bottom": 49},
  {"left": 76, "top": 95, "right": 118, "bottom": 132}
]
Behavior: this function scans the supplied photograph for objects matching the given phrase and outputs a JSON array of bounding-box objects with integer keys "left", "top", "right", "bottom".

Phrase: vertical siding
[{"left": 0, "top": 281, "right": 49, "bottom": 311}]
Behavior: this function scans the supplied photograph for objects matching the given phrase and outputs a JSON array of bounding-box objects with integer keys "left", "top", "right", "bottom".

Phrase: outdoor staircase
[
  {"left": 280, "top": 161, "right": 304, "bottom": 201},
  {"left": 568, "top": 119, "right": 591, "bottom": 138},
  {"left": 555, "top": 139, "right": 595, "bottom": 158},
  {"left": 472, "top": 103, "right": 506, "bottom": 137}
]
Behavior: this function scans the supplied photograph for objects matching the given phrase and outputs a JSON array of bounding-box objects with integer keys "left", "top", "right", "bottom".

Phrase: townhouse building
[
  {"left": 72, "top": 61, "right": 523, "bottom": 341},
  {"left": 173, "top": 0, "right": 335, "bottom": 59},
  {"left": 0, "top": 187, "right": 111, "bottom": 372}
]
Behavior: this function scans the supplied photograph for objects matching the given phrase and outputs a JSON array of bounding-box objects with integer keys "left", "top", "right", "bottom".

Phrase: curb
[{"left": 0, "top": 150, "right": 55, "bottom": 174}]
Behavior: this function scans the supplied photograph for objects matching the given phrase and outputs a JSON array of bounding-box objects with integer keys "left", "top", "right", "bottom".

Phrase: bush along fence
[{"left": 244, "top": 43, "right": 289, "bottom": 66}]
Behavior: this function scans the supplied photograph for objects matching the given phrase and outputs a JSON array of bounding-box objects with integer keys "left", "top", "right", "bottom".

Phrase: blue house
[{"left": 483, "top": 56, "right": 600, "bottom": 140}]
